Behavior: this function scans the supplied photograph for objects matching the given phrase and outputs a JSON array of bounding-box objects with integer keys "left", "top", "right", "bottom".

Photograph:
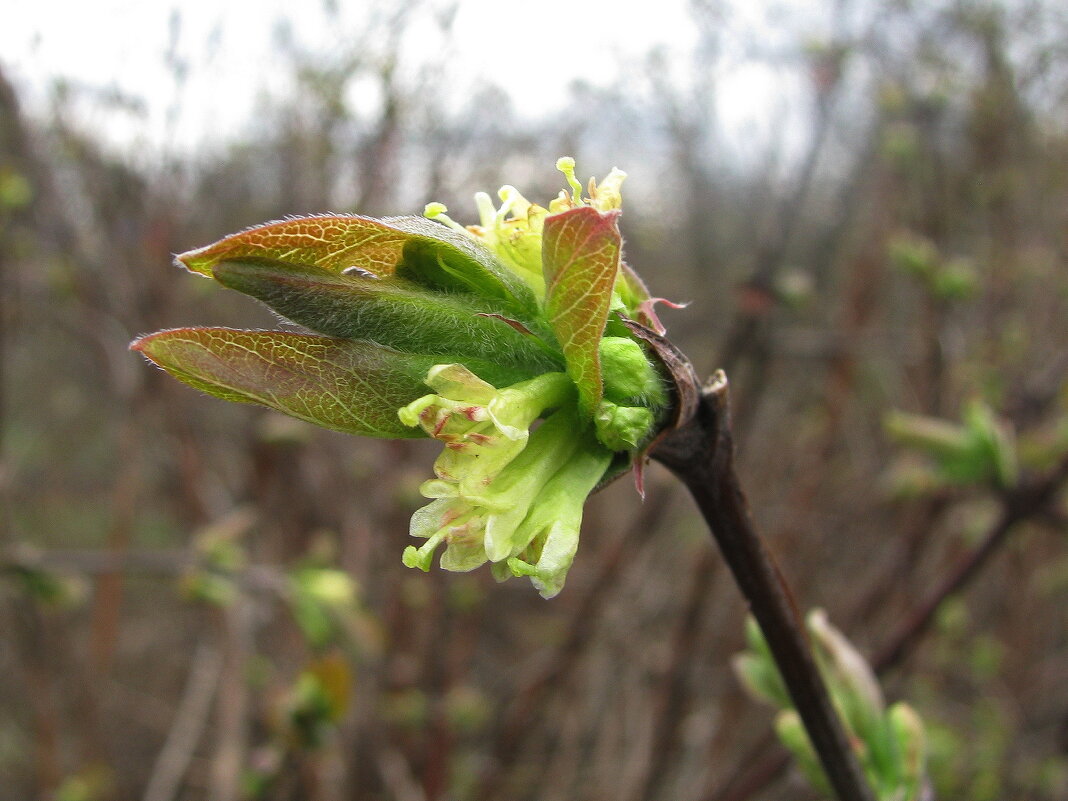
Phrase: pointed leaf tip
[
  {"left": 175, "top": 215, "right": 540, "bottom": 318},
  {"left": 133, "top": 327, "right": 442, "bottom": 438},
  {"left": 175, "top": 215, "right": 416, "bottom": 279}
]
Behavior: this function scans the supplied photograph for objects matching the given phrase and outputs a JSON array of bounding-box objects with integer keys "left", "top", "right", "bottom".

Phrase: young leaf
[
  {"left": 177, "top": 214, "right": 539, "bottom": 314},
  {"left": 618, "top": 261, "right": 652, "bottom": 313},
  {"left": 212, "top": 259, "right": 561, "bottom": 375},
  {"left": 178, "top": 215, "right": 412, "bottom": 278},
  {"left": 131, "top": 328, "right": 526, "bottom": 438},
  {"left": 618, "top": 262, "right": 686, "bottom": 336},
  {"left": 542, "top": 206, "right": 622, "bottom": 414},
  {"left": 387, "top": 216, "right": 539, "bottom": 312}
]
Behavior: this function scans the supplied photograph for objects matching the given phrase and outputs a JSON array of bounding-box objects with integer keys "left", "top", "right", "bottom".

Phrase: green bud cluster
[
  {"left": 734, "top": 611, "right": 928, "bottom": 800},
  {"left": 884, "top": 399, "right": 1017, "bottom": 492},
  {"left": 134, "top": 158, "right": 679, "bottom": 598},
  {"left": 595, "top": 336, "right": 667, "bottom": 451},
  {"left": 888, "top": 231, "right": 978, "bottom": 302}
]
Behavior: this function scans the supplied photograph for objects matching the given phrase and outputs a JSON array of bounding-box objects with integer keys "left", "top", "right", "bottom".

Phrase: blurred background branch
[{"left": 3, "top": 1, "right": 1068, "bottom": 799}]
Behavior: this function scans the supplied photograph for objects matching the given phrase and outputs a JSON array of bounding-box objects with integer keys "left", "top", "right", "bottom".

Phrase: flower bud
[
  {"left": 888, "top": 702, "right": 927, "bottom": 790},
  {"left": 774, "top": 710, "right": 829, "bottom": 795},
  {"left": 888, "top": 232, "right": 939, "bottom": 279},
  {"left": 884, "top": 410, "right": 971, "bottom": 457},
  {"left": 423, "top": 159, "right": 628, "bottom": 301},
  {"left": 807, "top": 609, "right": 885, "bottom": 743},
  {"left": 808, "top": 610, "right": 884, "bottom": 713},
  {"left": 403, "top": 497, "right": 485, "bottom": 573},
  {"left": 594, "top": 400, "right": 655, "bottom": 451},
  {"left": 457, "top": 186, "right": 549, "bottom": 297},
  {"left": 599, "top": 336, "right": 666, "bottom": 404},
  {"left": 589, "top": 168, "right": 626, "bottom": 211},
  {"left": 555, "top": 157, "right": 585, "bottom": 206},
  {"left": 731, "top": 651, "right": 790, "bottom": 711},
  {"left": 962, "top": 399, "right": 1018, "bottom": 489},
  {"left": 885, "top": 401, "right": 1017, "bottom": 489},
  {"left": 399, "top": 365, "right": 573, "bottom": 494},
  {"left": 402, "top": 408, "right": 588, "bottom": 573}
]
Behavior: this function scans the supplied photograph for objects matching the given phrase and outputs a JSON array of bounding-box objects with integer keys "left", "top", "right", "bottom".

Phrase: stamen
[
  {"left": 402, "top": 526, "right": 450, "bottom": 572},
  {"left": 556, "top": 157, "right": 585, "bottom": 205},
  {"left": 474, "top": 192, "right": 497, "bottom": 229},
  {"left": 424, "top": 202, "right": 471, "bottom": 236}
]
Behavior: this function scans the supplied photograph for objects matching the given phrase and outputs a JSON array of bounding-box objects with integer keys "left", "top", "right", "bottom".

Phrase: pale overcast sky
[{"left": 1, "top": 0, "right": 806, "bottom": 157}]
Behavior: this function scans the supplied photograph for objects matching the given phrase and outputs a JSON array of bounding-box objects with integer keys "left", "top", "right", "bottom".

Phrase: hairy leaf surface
[
  {"left": 387, "top": 216, "right": 538, "bottom": 312},
  {"left": 212, "top": 259, "right": 561, "bottom": 374}
]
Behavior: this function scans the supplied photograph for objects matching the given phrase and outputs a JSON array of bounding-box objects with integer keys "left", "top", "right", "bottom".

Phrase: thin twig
[
  {"left": 209, "top": 599, "right": 253, "bottom": 801},
  {"left": 0, "top": 65, "right": 33, "bottom": 552},
  {"left": 88, "top": 418, "right": 143, "bottom": 673},
  {"left": 375, "top": 748, "right": 428, "bottom": 801},
  {"left": 143, "top": 640, "right": 223, "bottom": 801},
  {"left": 847, "top": 497, "right": 950, "bottom": 630},
  {"left": 703, "top": 731, "right": 782, "bottom": 801},
  {"left": 10, "top": 597, "right": 61, "bottom": 795},
  {"left": 873, "top": 454, "right": 1068, "bottom": 672},
  {"left": 652, "top": 373, "right": 875, "bottom": 801},
  {"left": 716, "top": 62, "right": 843, "bottom": 377},
  {"left": 0, "top": 545, "right": 288, "bottom": 593}
]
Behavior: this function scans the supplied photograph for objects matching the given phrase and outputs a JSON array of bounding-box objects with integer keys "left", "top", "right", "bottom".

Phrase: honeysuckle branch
[
  {"left": 651, "top": 373, "right": 876, "bottom": 801},
  {"left": 131, "top": 159, "right": 879, "bottom": 800}
]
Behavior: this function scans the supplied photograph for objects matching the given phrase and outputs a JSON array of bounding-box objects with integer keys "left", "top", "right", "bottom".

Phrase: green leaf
[
  {"left": 617, "top": 261, "right": 651, "bottom": 313},
  {"left": 387, "top": 216, "right": 539, "bottom": 312},
  {"left": 131, "top": 328, "right": 526, "bottom": 438},
  {"left": 963, "top": 400, "right": 1018, "bottom": 489},
  {"left": 888, "top": 702, "right": 927, "bottom": 798},
  {"left": 212, "top": 259, "right": 561, "bottom": 375},
  {"left": 542, "top": 206, "right": 622, "bottom": 414},
  {"left": 177, "top": 215, "right": 414, "bottom": 278},
  {"left": 177, "top": 214, "right": 539, "bottom": 314},
  {"left": 732, "top": 653, "right": 791, "bottom": 710}
]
